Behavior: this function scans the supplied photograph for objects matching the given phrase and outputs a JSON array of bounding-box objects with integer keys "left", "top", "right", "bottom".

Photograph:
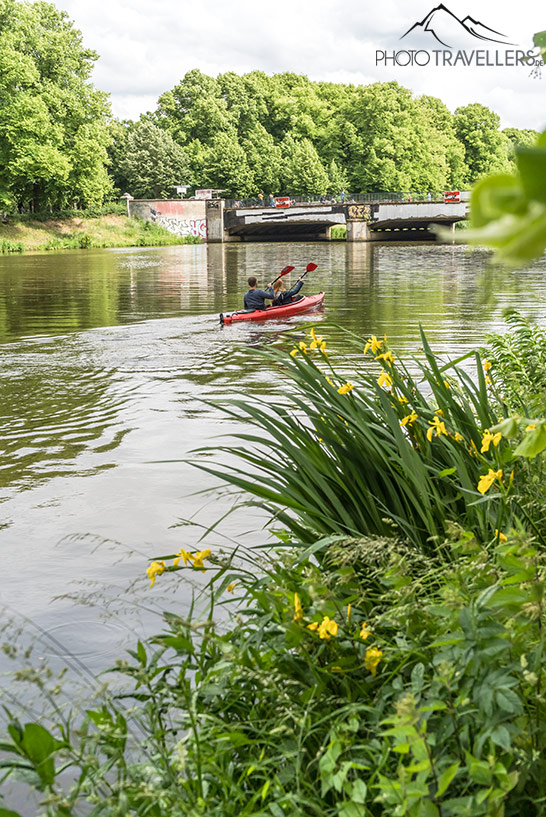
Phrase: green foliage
[
  {"left": 197, "top": 327, "right": 531, "bottom": 551},
  {"left": 2, "top": 526, "right": 546, "bottom": 816},
  {"left": 0, "top": 0, "right": 112, "bottom": 210},
  {"left": 460, "top": 129, "right": 546, "bottom": 266},
  {"left": 0, "top": 238, "right": 24, "bottom": 253},
  {"left": 454, "top": 104, "right": 511, "bottom": 183},
  {"left": 153, "top": 70, "right": 511, "bottom": 196},
  {"left": 117, "top": 120, "right": 191, "bottom": 199},
  {"left": 484, "top": 310, "right": 546, "bottom": 414},
  {"left": 280, "top": 136, "right": 329, "bottom": 194}
]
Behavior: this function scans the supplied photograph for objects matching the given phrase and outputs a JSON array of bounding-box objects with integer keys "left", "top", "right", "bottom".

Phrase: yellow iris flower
[
  {"left": 375, "top": 351, "right": 395, "bottom": 365},
  {"left": 400, "top": 412, "right": 418, "bottom": 427},
  {"left": 378, "top": 371, "right": 393, "bottom": 388},
  {"left": 483, "top": 360, "right": 492, "bottom": 371},
  {"left": 294, "top": 592, "right": 304, "bottom": 622},
  {"left": 477, "top": 468, "right": 503, "bottom": 494},
  {"left": 191, "top": 549, "right": 211, "bottom": 571},
  {"left": 146, "top": 561, "right": 166, "bottom": 587},
  {"left": 307, "top": 616, "right": 338, "bottom": 640},
  {"left": 480, "top": 429, "right": 502, "bottom": 453},
  {"left": 337, "top": 382, "right": 354, "bottom": 395},
  {"left": 364, "top": 335, "right": 383, "bottom": 355},
  {"left": 364, "top": 647, "right": 383, "bottom": 677},
  {"left": 426, "top": 416, "right": 447, "bottom": 442},
  {"left": 494, "top": 529, "right": 507, "bottom": 543},
  {"left": 360, "top": 622, "right": 371, "bottom": 640}
]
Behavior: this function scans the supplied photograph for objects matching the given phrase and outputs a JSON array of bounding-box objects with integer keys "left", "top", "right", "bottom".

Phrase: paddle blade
[
  {"left": 280, "top": 265, "right": 295, "bottom": 276},
  {"left": 306, "top": 263, "right": 317, "bottom": 272}
]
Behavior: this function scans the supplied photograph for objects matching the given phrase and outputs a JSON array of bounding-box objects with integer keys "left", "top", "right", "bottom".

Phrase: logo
[
  {"left": 376, "top": 4, "right": 543, "bottom": 69},
  {"left": 401, "top": 4, "right": 516, "bottom": 49}
]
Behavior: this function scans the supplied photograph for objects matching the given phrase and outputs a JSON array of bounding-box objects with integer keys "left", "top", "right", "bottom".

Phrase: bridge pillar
[
  {"left": 206, "top": 199, "right": 227, "bottom": 243},
  {"left": 346, "top": 220, "right": 371, "bottom": 242}
]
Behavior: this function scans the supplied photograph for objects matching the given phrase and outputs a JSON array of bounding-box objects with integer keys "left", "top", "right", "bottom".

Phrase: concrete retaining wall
[{"left": 129, "top": 199, "right": 207, "bottom": 239}]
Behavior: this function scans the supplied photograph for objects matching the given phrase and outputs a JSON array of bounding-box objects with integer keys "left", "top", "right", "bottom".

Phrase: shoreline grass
[{"left": 0, "top": 212, "right": 202, "bottom": 253}]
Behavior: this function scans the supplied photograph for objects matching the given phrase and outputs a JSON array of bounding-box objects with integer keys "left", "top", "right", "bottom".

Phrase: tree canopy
[
  {"left": 0, "top": 3, "right": 529, "bottom": 208},
  {"left": 0, "top": 0, "right": 113, "bottom": 210}
]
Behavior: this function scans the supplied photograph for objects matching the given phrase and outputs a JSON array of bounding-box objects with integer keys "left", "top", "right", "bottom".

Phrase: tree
[
  {"left": 201, "top": 131, "right": 255, "bottom": 198},
  {"left": 0, "top": 0, "right": 112, "bottom": 210},
  {"left": 280, "top": 137, "right": 329, "bottom": 195},
  {"left": 156, "top": 70, "right": 230, "bottom": 147},
  {"left": 241, "top": 125, "right": 282, "bottom": 194},
  {"left": 454, "top": 103, "right": 511, "bottom": 182},
  {"left": 117, "top": 120, "right": 190, "bottom": 199}
]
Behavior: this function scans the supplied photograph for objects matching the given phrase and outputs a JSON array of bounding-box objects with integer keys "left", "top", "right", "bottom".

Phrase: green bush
[{"left": 0, "top": 237, "right": 24, "bottom": 253}]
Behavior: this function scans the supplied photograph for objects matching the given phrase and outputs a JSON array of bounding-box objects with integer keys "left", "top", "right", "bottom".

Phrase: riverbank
[{"left": 0, "top": 213, "right": 201, "bottom": 252}]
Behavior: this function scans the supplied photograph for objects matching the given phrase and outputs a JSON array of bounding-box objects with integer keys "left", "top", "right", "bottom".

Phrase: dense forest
[{"left": 0, "top": 0, "right": 539, "bottom": 209}]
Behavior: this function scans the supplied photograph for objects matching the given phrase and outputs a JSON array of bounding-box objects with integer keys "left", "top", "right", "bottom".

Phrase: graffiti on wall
[{"left": 150, "top": 208, "right": 207, "bottom": 239}]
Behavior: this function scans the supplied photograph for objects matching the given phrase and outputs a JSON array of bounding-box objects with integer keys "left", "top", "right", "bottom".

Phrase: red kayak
[{"left": 221, "top": 293, "right": 325, "bottom": 325}]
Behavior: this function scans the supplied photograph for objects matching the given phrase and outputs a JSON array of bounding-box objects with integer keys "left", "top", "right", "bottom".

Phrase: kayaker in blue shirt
[
  {"left": 244, "top": 276, "right": 274, "bottom": 310},
  {"left": 272, "top": 276, "right": 304, "bottom": 306}
]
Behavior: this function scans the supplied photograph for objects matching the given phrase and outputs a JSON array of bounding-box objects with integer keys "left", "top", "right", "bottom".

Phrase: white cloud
[{"left": 54, "top": 0, "right": 545, "bottom": 130}]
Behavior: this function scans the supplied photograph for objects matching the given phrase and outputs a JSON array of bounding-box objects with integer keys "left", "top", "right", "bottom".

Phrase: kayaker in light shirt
[
  {"left": 243, "top": 276, "right": 275, "bottom": 310},
  {"left": 272, "top": 276, "right": 304, "bottom": 306}
]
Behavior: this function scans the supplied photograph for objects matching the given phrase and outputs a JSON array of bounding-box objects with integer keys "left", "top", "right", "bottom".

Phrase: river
[{"left": 1, "top": 240, "right": 546, "bottom": 674}]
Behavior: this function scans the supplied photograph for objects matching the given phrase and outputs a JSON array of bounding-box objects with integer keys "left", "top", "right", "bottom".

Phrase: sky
[{"left": 54, "top": 0, "right": 545, "bottom": 130}]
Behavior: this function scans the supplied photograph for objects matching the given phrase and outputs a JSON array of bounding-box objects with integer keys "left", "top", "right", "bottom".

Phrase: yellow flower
[
  {"left": 480, "top": 429, "right": 502, "bottom": 453},
  {"left": 325, "top": 375, "right": 334, "bottom": 387},
  {"left": 375, "top": 351, "right": 395, "bottom": 365},
  {"left": 191, "top": 548, "right": 211, "bottom": 571},
  {"left": 485, "top": 375, "right": 491, "bottom": 385},
  {"left": 227, "top": 582, "right": 237, "bottom": 593},
  {"left": 174, "top": 548, "right": 194, "bottom": 567},
  {"left": 364, "top": 647, "right": 383, "bottom": 677},
  {"left": 294, "top": 592, "right": 304, "bottom": 622},
  {"left": 320, "top": 341, "right": 327, "bottom": 353},
  {"left": 360, "top": 622, "right": 371, "bottom": 640},
  {"left": 318, "top": 616, "right": 338, "bottom": 640},
  {"left": 298, "top": 341, "right": 308, "bottom": 353},
  {"left": 454, "top": 432, "right": 464, "bottom": 442},
  {"left": 347, "top": 603, "right": 351, "bottom": 620},
  {"left": 378, "top": 371, "right": 393, "bottom": 389},
  {"left": 526, "top": 424, "right": 536, "bottom": 431},
  {"left": 146, "top": 561, "right": 166, "bottom": 587},
  {"left": 509, "top": 470, "right": 514, "bottom": 486},
  {"left": 310, "top": 327, "right": 317, "bottom": 342},
  {"left": 307, "top": 621, "right": 319, "bottom": 632},
  {"left": 443, "top": 380, "right": 450, "bottom": 389},
  {"left": 477, "top": 468, "right": 503, "bottom": 495},
  {"left": 494, "top": 530, "right": 507, "bottom": 543},
  {"left": 337, "top": 382, "right": 354, "bottom": 395},
  {"left": 400, "top": 412, "right": 418, "bottom": 427},
  {"left": 484, "top": 360, "right": 492, "bottom": 371},
  {"left": 290, "top": 348, "right": 298, "bottom": 358},
  {"left": 426, "top": 416, "right": 447, "bottom": 442},
  {"left": 435, "top": 408, "right": 444, "bottom": 416},
  {"left": 397, "top": 395, "right": 409, "bottom": 404},
  {"left": 364, "top": 334, "right": 383, "bottom": 355}
]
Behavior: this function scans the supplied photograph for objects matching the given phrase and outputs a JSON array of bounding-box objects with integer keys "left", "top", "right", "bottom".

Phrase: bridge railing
[{"left": 224, "top": 192, "right": 452, "bottom": 208}]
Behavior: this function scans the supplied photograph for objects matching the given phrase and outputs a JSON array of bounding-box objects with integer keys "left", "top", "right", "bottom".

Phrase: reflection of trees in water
[{"left": 0, "top": 361, "right": 131, "bottom": 490}]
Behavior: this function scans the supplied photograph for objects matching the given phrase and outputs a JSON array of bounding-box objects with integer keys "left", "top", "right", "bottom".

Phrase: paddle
[
  {"left": 270, "top": 265, "right": 294, "bottom": 286},
  {"left": 300, "top": 262, "right": 317, "bottom": 279}
]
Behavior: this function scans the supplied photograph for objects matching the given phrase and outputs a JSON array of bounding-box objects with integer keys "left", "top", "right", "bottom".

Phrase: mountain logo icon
[{"left": 401, "top": 4, "right": 517, "bottom": 48}]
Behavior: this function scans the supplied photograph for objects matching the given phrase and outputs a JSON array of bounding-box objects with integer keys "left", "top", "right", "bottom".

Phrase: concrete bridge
[
  {"left": 128, "top": 196, "right": 468, "bottom": 242},
  {"left": 208, "top": 199, "right": 468, "bottom": 242}
]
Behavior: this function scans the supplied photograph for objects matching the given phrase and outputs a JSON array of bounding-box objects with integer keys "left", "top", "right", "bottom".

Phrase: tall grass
[{"left": 196, "top": 327, "right": 522, "bottom": 552}]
